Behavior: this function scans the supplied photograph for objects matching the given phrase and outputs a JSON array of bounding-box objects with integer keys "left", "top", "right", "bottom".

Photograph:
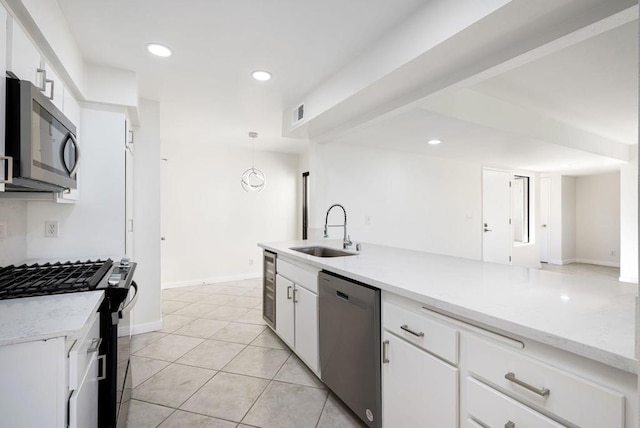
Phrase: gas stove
[
  {"left": 0, "top": 259, "right": 114, "bottom": 300},
  {"left": 0, "top": 258, "right": 138, "bottom": 428}
]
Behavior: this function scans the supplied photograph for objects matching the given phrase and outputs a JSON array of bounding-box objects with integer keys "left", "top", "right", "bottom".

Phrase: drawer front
[
  {"left": 383, "top": 302, "right": 458, "bottom": 364},
  {"left": 466, "top": 336, "right": 624, "bottom": 428},
  {"left": 466, "top": 377, "right": 566, "bottom": 428},
  {"left": 69, "top": 313, "right": 100, "bottom": 390},
  {"left": 277, "top": 258, "right": 319, "bottom": 293}
]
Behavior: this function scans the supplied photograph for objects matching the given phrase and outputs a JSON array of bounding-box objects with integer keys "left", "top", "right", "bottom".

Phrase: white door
[
  {"left": 275, "top": 275, "right": 295, "bottom": 347},
  {"left": 382, "top": 331, "right": 458, "bottom": 427},
  {"left": 482, "top": 169, "right": 512, "bottom": 264},
  {"left": 539, "top": 177, "right": 550, "bottom": 263},
  {"left": 293, "top": 285, "right": 319, "bottom": 373}
]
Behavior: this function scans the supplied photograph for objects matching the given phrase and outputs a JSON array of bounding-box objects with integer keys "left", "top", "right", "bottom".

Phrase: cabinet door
[
  {"left": 275, "top": 274, "right": 295, "bottom": 347},
  {"left": 69, "top": 354, "right": 100, "bottom": 428},
  {"left": 10, "top": 20, "right": 42, "bottom": 84},
  {"left": 294, "top": 285, "right": 319, "bottom": 373},
  {"left": 383, "top": 331, "right": 458, "bottom": 428}
]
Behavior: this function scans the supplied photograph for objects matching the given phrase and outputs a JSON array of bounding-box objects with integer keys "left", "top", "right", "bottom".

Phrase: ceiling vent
[{"left": 292, "top": 104, "right": 304, "bottom": 125}]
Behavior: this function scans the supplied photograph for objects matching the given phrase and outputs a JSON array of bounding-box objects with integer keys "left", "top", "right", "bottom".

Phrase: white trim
[
  {"left": 162, "top": 272, "right": 261, "bottom": 289},
  {"left": 130, "top": 319, "right": 163, "bottom": 335},
  {"left": 575, "top": 258, "right": 621, "bottom": 268},
  {"left": 548, "top": 258, "right": 576, "bottom": 266},
  {"left": 618, "top": 275, "right": 638, "bottom": 284}
]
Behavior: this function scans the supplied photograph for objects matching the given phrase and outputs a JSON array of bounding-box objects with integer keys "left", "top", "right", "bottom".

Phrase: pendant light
[{"left": 241, "top": 132, "right": 266, "bottom": 192}]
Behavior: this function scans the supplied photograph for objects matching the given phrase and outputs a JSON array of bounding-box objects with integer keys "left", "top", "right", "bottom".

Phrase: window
[{"left": 512, "top": 175, "right": 530, "bottom": 244}]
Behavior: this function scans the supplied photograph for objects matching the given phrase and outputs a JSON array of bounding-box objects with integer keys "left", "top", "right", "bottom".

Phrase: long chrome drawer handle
[
  {"left": 382, "top": 340, "right": 390, "bottom": 364},
  {"left": 400, "top": 324, "right": 424, "bottom": 337},
  {"left": 505, "top": 372, "right": 550, "bottom": 397}
]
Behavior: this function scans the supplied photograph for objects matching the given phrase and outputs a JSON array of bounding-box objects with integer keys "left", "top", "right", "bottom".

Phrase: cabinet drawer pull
[
  {"left": 382, "top": 340, "right": 389, "bottom": 363},
  {"left": 293, "top": 288, "right": 299, "bottom": 303},
  {"left": 400, "top": 324, "right": 424, "bottom": 337},
  {"left": 287, "top": 285, "right": 292, "bottom": 299},
  {"left": 0, "top": 156, "right": 13, "bottom": 184},
  {"left": 505, "top": 372, "right": 550, "bottom": 397},
  {"left": 505, "top": 422, "right": 515, "bottom": 428},
  {"left": 97, "top": 355, "right": 107, "bottom": 381},
  {"left": 87, "top": 337, "right": 102, "bottom": 354}
]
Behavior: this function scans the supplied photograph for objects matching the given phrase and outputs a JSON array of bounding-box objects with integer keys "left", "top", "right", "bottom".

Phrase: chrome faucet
[{"left": 324, "top": 204, "right": 353, "bottom": 249}]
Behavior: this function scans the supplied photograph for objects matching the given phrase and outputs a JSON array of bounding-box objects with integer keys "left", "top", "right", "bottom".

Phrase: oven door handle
[{"left": 118, "top": 281, "right": 139, "bottom": 320}]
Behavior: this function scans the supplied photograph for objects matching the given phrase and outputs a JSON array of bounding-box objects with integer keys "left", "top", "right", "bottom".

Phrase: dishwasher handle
[{"left": 336, "top": 290, "right": 349, "bottom": 301}]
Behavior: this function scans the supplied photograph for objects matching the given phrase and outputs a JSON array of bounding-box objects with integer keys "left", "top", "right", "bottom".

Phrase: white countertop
[
  {"left": 0, "top": 291, "right": 104, "bottom": 347},
  {"left": 259, "top": 240, "right": 638, "bottom": 374}
]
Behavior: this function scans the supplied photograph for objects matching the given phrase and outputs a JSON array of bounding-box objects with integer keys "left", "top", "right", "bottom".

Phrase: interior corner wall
[
  {"left": 575, "top": 172, "right": 621, "bottom": 267},
  {"left": 160, "top": 143, "right": 299, "bottom": 288},
  {"left": 131, "top": 98, "right": 162, "bottom": 334},
  {"left": 620, "top": 154, "right": 638, "bottom": 283},
  {"left": 310, "top": 143, "right": 482, "bottom": 260}
]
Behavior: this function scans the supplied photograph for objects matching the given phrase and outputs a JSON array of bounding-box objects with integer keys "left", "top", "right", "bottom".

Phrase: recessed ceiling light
[
  {"left": 146, "top": 43, "right": 172, "bottom": 57},
  {"left": 252, "top": 70, "right": 272, "bottom": 81},
  {"left": 427, "top": 139, "right": 442, "bottom": 145}
]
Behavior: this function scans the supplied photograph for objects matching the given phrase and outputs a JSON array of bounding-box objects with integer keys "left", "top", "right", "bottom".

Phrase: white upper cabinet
[{"left": 9, "top": 20, "right": 42, "bottom": 85}]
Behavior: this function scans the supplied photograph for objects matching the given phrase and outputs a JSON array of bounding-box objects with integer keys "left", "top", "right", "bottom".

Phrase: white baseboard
[
  {"left": 547, "top": 258, "right": 576, "bottom": 266},
  {"left": 618, "top": 275, "right": 638, "bottom": 284},
  {"left": 130, "top": 319, "right": 163, "bottom": 335},
  {"left": 575, "top": 258, "right": 620, "bottom": 268},
  {"left": 162, "top": 272, "right": 261, "bottom": 289}
]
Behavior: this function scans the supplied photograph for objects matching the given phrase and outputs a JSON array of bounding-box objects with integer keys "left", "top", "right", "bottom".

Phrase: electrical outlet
[
  {"left": 610, "top": 249, "right": 617, "bottom": 257},
  {"left": 249, "top": 258, "right": 254, "bottom": 266},
  {"left": 45, "top": 221, "right": 59, "bottom": 237},
  {"left": 0, "top": 222, "right": 7, "bottom": 239},
  {"left": 364, "top": 215, "right": 371, "bottom": 225}
]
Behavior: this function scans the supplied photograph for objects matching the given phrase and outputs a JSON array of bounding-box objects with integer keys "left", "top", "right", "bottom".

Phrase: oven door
[{"left": 115, "top": 281, "right": 137, "bottom": 428}]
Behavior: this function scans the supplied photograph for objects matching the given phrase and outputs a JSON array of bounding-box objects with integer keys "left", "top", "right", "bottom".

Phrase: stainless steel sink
[{"left": 289, "top": 246, "right": 357, "bottom": 258}]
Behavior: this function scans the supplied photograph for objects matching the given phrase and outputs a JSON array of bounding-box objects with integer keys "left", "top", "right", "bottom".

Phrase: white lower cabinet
[
  {"left": 382, "top": 331, "right": 458, "bottom": 427},
  {"left": 275, "top": 266, "right": 320, "bottom": 373},
  {"left": 275, "top": 274, "right": 295, "bottom": 346},
  {"left": 0, "top": 313, "right": 101, "bottom": 427}
]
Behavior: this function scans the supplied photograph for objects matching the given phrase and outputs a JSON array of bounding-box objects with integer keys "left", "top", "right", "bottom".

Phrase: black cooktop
[{"left": 0, "top": 259, "right": 113, "bottom": 300}]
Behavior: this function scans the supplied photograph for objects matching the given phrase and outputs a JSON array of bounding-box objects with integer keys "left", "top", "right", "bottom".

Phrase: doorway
[{"left": 482, "top": 169, "right": 511, "bottom": 264}]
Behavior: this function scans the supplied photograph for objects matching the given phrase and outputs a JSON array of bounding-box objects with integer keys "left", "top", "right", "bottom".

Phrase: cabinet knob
[{"left": 505, "top": 421, "right": 515, "bottom": 428}]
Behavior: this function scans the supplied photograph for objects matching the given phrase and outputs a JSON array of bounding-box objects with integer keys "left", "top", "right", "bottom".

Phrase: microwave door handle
[{"left": 66, "top": 133, "right": 81, "bottom": 177}]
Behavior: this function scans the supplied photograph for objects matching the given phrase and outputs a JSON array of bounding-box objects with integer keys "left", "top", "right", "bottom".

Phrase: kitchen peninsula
[{"left": 260, "top": 239, "right": 637, "bottom": 428}]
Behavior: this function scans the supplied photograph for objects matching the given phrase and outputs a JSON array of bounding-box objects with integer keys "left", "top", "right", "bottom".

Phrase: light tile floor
[{"left": 127, "top": 278, "right": 366, "bottom": 428}]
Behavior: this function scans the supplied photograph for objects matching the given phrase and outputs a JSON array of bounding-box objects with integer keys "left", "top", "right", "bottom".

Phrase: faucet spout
[{"left": 324, "top": 204, "right": 352, "bottom": 249}]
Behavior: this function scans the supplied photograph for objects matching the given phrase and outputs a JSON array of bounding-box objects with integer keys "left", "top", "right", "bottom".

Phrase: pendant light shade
[{"left": 241, "top": 132, "right": 266, "bottom": 192}]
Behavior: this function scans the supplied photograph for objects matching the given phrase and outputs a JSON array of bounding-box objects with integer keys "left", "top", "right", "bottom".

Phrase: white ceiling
[
  {"left": 54, "top": 0, "right": 638, "bottom": 173},
  {"left": 55, "top": 0, "right": 429, "bottom": 153}
]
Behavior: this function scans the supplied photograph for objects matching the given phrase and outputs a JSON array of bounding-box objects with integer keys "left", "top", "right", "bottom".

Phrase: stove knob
[
  {"left": 108, "top": 274, "right": 120, "bottom": 286},
  {"left": 120, "top": 258, "right": 130, "bottom": 267}
]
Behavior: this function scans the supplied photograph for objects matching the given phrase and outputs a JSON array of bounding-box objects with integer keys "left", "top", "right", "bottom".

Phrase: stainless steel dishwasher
[{"left": 318, "top": 271, "right": 381, "bottom": 428}]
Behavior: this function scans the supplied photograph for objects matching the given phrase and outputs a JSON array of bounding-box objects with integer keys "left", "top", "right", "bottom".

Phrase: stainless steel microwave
[{"left": 4, "top": 77, "right": 79, "bottom": 192}]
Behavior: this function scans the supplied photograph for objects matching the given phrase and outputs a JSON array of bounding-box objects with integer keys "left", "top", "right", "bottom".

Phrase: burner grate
[{"left": 0, "top": 259, "right": 113, "bottom": 299}]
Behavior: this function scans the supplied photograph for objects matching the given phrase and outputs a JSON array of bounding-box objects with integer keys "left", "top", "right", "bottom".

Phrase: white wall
[
  {"left": 160, "top": 143, "right": 299, "bottom": 287},
  {"left": 131, "top": 99, "right": 162, "bottom": 333},
  {"left": 620, "top": 153, "right": 638, "bottom": 283},
  {"left": 0, "top": 200, "right": 27, "bottom": 264},
  {"left": 561, "top": 176, "right": 577, "bottom": 264},
  {"left": 575, "top": 172, "right": 621, "bottom": 267},
  {"left": 310, "top": 143, "right": 482, "bottom": 259},
  {"left": 25, "top": 107, "right": 125, "bottom": 260}
]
